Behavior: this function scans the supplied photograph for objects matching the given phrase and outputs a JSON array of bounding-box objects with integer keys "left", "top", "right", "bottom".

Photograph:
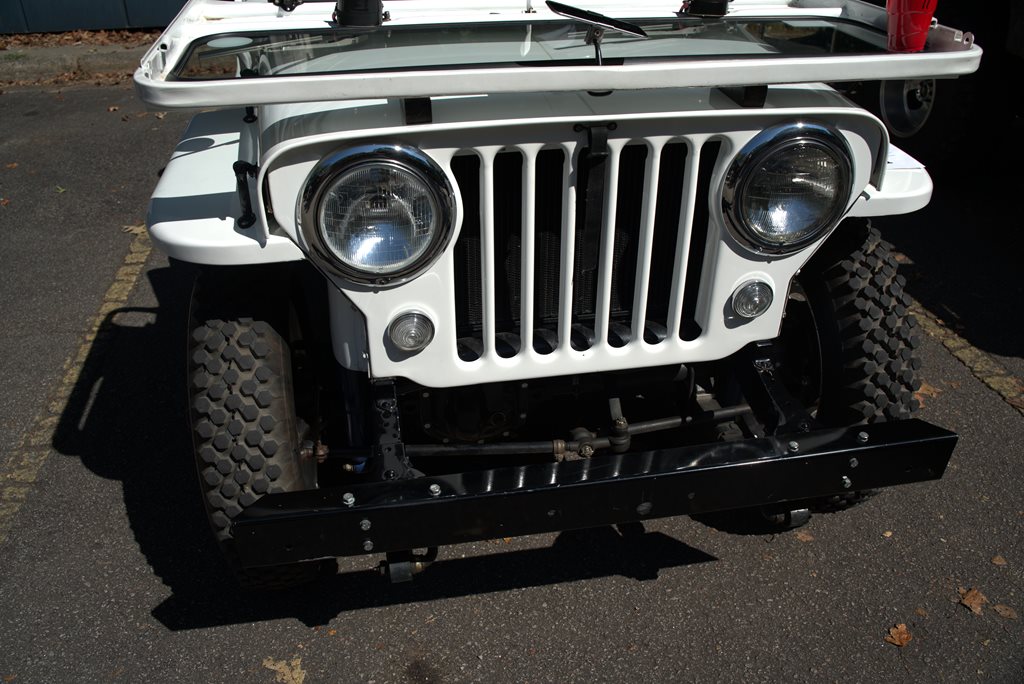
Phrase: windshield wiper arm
[{"left": 545, "top": 1, "right": 648, "bottom": 66}]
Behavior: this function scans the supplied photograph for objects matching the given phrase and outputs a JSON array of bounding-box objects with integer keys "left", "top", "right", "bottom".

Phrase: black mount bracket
[
  {"left": 369, "top": 381, "right": 415, "bottom": 481},
  {"left": 717, "top": 85, "right": 768, "bottom": 108},
  {"left": 232, "top": 161, "right": 259, "bottom": 229},
  {"left": 402, "top": 97, "right": 433, "bottom": 125},
  {"left": 734, "top": 340, "right": 818, "bottom": 436},
  {"left": 269, "top": 0, "right": 304, "bottom": 11},
  {"left": 680, "top": 0, "right": 730, "bottom": 18},
  {"left": 573, "top": 122, "right": 616, "bottom": 271}
]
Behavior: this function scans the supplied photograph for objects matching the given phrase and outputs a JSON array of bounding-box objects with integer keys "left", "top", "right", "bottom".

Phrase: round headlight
[
  {"left": 301, "top": 145, "right": 455, "bottom": 284},
  {"left": 723, "top": 123, "right": 853, "bottom": 255}
]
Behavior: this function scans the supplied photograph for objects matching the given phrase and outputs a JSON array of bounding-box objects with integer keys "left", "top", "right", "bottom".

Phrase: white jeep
[{"left": 136, "top": 0, "right": 980, "bottom": 586}]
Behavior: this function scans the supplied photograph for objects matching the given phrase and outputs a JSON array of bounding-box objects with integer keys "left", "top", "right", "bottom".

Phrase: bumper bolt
[
  {"left": 788, "top": 441, "right": 800, "bottom": 453},
  {"left": 359, "top": 519, "right": 372, "bottom": 531},
  {"left": 429, "top": 483, "right": 441, "bottom": 497},
  {"left": 857, "top": 431, "right": 869, "bottom": 443},
  {"left": 849, "top": 457, "right": 859, "bottom": 469},
  {"left": 841, "top": 476, "right": 852, "bottom": 489},
  {"left": 343, "top": 492, "right": 355, "bottom": 507},
  {"left": 363, "top": 540, "right": 374, "bottom": 552},
  {"left": 579, "top": 444, "right": 595, "bottom": 458}
]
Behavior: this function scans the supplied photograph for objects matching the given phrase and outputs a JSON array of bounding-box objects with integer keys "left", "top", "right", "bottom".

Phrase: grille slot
[{"left": 451, "top": 136, "right": 719, "bottom": 363}]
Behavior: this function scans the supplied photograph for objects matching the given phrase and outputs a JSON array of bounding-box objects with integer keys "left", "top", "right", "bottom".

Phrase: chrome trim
[
  {"left": 721, "top": 121, "right": 853, "bottom": 256},
  {"left": 299, "top": 143, "right": 456, "bottom": 286}
]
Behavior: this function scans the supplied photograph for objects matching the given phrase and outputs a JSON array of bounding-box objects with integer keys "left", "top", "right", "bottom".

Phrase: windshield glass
[{"left": 174, "top": 17, "right": 887, "bottom": 81}]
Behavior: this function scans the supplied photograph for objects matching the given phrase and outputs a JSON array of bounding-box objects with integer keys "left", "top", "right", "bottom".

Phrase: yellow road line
[{"left": 0, "top": 232, "right": 152, "bottom": 545}]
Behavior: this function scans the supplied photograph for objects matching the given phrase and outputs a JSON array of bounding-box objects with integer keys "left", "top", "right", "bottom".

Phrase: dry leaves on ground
[
  {"left": 107, "top": 105, "right": 119, "bottom": 112},
  {"left": 262, "top": 657, "right": 306, "bottom": 684},
  {"left": 122, "top": 224, "right": 146, "bottom": 235},
  {"left": 993, "top": 605, "right": 1018, "bottom": 620},
  {"left": 0, "top": 29, "right": 160, "bottom": 51},
  {"left": 991, "top": 555, "right": 1008, "bottom": 566},
  {"left": 5, "top": 163, "right": 16, "bottom": 169},
  {"left": 883, "top": 530, "right": 894, "bottom": 538},
  {"left": 959, "top": 587, "right": 988, "bottom": 615},
  {"left": 884, "top": 623, "right": 913, "bottom": 647},
  {"left": 795, "top": 531, "right": 814, "bottom": 543},
  {"left": 914, "top": 381, "right": 943, "bottom": 407}
]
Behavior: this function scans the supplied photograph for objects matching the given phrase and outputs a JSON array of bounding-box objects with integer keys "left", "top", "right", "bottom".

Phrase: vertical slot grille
[
  {"left": 644, "top": 141, "right": 689, "bottom": 343},
  {"left": 680, "top": 140, "right": 721, "bottom": 341},
  {"left": 531, "top": 149, "right": 565, "bottom": 354},
  {"left": 451, "top": 135, "right": 720, "bottom": 363}
]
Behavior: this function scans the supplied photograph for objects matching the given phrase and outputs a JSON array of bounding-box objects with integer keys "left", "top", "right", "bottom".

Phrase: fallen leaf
[
  {"left": 55, "top": 186, "right": 66, "bottom": 194},
  {"left": 154, "top": 112, "right": 166, "bottom": 119},
  {"left": 327, "top": 629, "right": 337, "bottom": 636},
  {"left": 993, "top": 604, "right": 1018, "bottom": 620},
  {"left": 0, "top": 198, "right": 9, "bottom": 207},
  {"left": 914, "top": 381, "right": 943, "bottom": 407},
  {"left": 262, "top": 657, "right": 305, "bottom": 684},
  {"left": 795, "top": 531, "right": 814, "bottom": 543},
  {"left": 959, "top": 587, "right": 987, "bottom": 615},
  {"left": 4, "top": 162, "right": 16, "bottom": 169},
  {"left": 122, "top": 224, "right": 146, "bottom": 235},
  {"left": 884, "top": 623, "right": 913, "bottom": 647},
  {"left": 883, "top": 530, "right": 893, "bottom": 538},
  {"left": 992, "top": 555, "right": 1008, "bottom": 567},
  {"left": 915, "top": 607, "right": 928, "bottom": 618},
  {"left": 107, "top": 105, "right": 119, "bottom": 112}
]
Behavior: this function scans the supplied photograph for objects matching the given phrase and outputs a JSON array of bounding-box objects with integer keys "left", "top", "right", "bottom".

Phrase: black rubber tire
[
  {"left": 189, "top": 265, "right": 334, "bottom": 589},
  {"left": 792, "top": 218, "right": 922, "bottom": 510},
  {"left": 797, "top": 218, "right": 922, "bottom": 425}
]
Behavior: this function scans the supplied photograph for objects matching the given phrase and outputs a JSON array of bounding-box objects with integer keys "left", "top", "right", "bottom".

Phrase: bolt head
[
  {"left": 857, "top": 431, "right": 869, "bottom": 443},
  {"left": 363, "top": 540, "right": 374, "bottom": 552},
  {"left": 841, "top": 475, "right": 853, "bottom": 489},
  {"left": 849, "top": 457, "right": 859, "bottom": 469},
  {"left": 429, "top": 483, "right": 441, "bottom": 496},
  {"left": 359, "top": 519, "right": 371, "bottom": 531},
  {"left": 342, "top": 492, "right": 355, "bottom": 507},
  {"left": 788, "top": 441, "right": 800, "bottom": 453}
]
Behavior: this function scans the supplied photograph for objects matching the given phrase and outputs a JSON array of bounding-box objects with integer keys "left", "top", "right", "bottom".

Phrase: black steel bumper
[{"left": 233, "top": 419, "right": 956, "bottom": 568}]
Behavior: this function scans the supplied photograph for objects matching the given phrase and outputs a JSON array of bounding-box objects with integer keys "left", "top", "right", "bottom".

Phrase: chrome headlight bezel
[
  {"left": 722, "top": 122, "right": 854, "bottom": 256},
  {"left": 299, "top": 144, "right": 456, "bottom": 286}
]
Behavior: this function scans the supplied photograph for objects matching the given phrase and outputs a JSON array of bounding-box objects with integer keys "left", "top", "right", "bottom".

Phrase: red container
[{"left": 886, "top": 0, "right": 938, "bottom": 53}]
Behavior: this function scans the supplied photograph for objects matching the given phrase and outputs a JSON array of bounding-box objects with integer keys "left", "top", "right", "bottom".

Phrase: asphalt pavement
[{"left": 0, "top": 77, "right": 1022, "bottom": 683}]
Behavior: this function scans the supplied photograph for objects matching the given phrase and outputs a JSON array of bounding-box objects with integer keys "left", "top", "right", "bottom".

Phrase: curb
[{"left": 0, "top": 44, "right": 146, "bottom": 83}]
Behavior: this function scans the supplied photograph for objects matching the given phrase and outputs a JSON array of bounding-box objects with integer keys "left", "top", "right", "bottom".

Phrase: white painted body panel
[{"left": 147, "top": 83, "right": 930, "bottom": 387}]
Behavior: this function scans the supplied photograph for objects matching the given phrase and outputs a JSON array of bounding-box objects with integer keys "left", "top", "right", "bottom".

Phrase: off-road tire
[
  {"left": 189, "top": 265, "right": 333, "bottom": 589},
  {"left": 798, "top": 219, "right": 922, "bottom": 425},
  {"left": 795, "top": 218, "right": 922, "bottom": 510}
]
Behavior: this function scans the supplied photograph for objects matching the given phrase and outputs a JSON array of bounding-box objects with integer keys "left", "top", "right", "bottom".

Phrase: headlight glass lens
[
  {"left": 739, "top": 143, "right": 846, "bottom": 248},
  {"left": 319, "top": 162, "right": 440, "bottom": 275},
  {"left": 724, "top": 123, "right": 854, "bottom": 255}
]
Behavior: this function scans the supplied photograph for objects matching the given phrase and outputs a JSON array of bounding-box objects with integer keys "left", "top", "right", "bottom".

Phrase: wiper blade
[
  {"left": 545, "top": 1, "right": 648, "bottom": 39},
  {"left": 545, "top": 1, "right": 648, "bottom": 66}
]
